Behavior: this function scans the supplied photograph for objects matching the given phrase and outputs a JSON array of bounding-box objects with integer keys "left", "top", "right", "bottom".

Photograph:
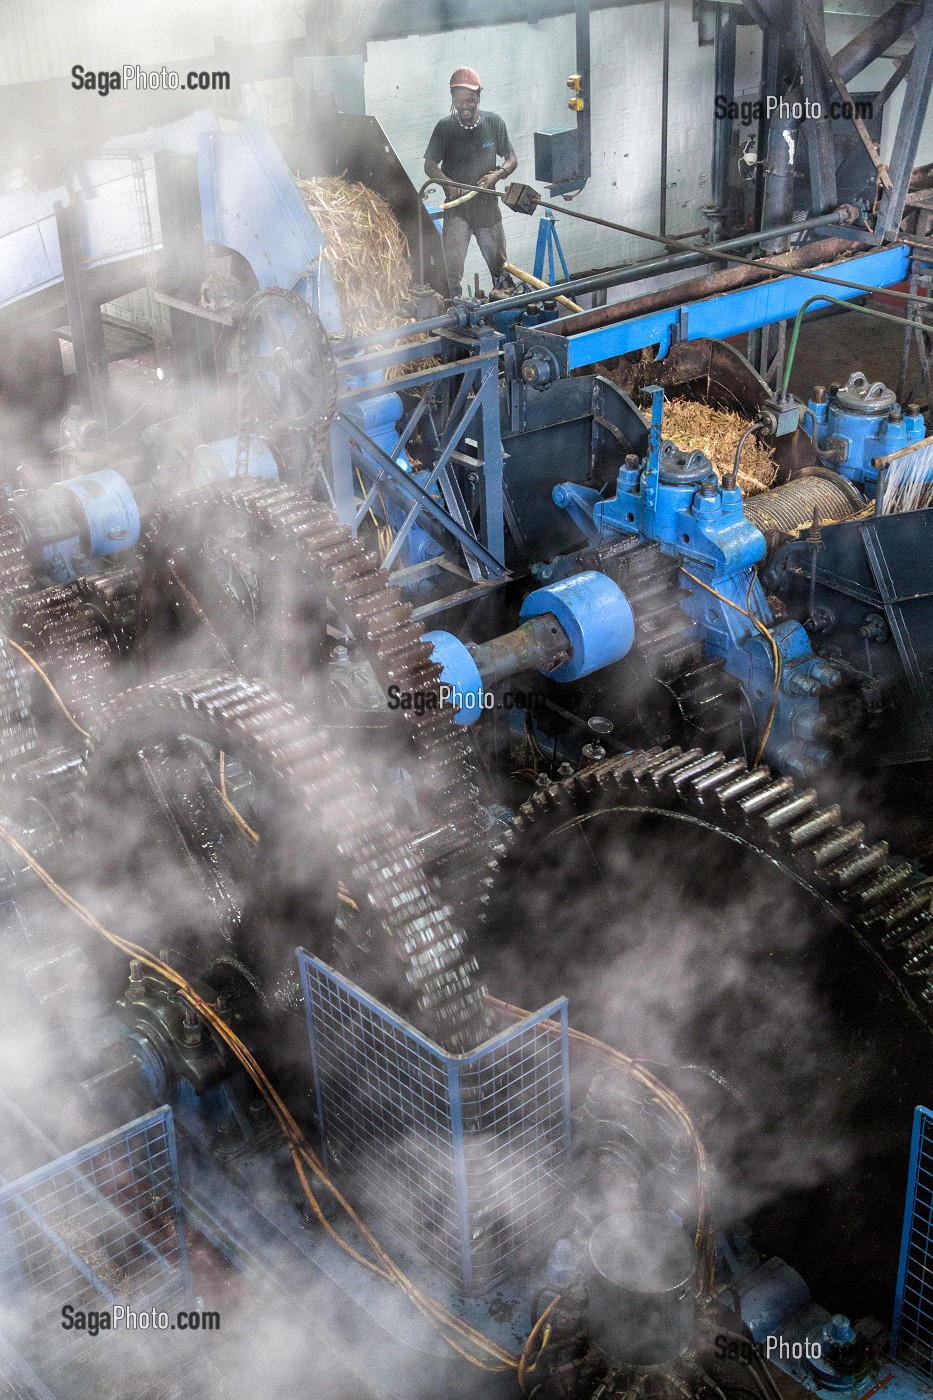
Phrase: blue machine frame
[{"left": 564, "top": 245, "right": 911, "bottom": 368}]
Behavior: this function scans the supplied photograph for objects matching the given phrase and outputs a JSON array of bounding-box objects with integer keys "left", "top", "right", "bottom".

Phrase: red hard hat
[{"left": 449, "top": 67, "right": 481, "bottom": 90}]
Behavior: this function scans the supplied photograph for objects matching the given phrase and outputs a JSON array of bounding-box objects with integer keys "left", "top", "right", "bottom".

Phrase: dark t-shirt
[{"left": 424, "top": 110, "right": 513, "bottom": 226}]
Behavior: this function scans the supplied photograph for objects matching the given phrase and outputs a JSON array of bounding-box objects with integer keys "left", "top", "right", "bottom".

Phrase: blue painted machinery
[
  {"left": 3, "top": 105, "right": 931, "bottom": 782},
  {"left": 4, "top": 100, "right": 933, "bottom": 1400},
  {"left": 808, "top": 372, "right": 926, "bottom": 493}
]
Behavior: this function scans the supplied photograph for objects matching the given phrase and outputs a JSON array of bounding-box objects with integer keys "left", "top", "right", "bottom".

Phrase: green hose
[{"left": 782, "top": 293, "right": 925, "bottom": 399}]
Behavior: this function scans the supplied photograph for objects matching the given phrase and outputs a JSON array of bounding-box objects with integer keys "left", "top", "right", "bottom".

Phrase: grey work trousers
[{"left": 442, "top": 212, "right": 508, "bottom": 295}]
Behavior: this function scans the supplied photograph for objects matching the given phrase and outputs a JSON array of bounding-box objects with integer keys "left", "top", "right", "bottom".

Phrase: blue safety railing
[
  {"left": 893, "top": 1105, "right": 933, "bottom": 1376},
  {"left": 0, "top": 1333, "right": 58, "bottom": 1400},
  {"left": 298, "top": 952, "right": 571, "bottom": 1294},
  {"left": 0, "top": 1108, "right": 190, "bottom": 1354}
]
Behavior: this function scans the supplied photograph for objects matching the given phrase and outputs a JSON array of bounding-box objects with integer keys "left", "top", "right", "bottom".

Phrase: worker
[{"left": 424, "top": 67, "right": 518, "bottom": 298}]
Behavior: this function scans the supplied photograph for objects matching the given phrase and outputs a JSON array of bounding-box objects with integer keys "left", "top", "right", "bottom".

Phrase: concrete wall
[
  {"left": 0, "top": 0, "right": 930, "bottom": 295},
  {"left": 364, "top": 1, "right": 717, "bottom": 292}
]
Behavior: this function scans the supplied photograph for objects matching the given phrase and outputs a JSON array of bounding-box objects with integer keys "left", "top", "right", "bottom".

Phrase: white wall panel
[{"left": 364, "top": 2, "right": 716, "bottom": 291}]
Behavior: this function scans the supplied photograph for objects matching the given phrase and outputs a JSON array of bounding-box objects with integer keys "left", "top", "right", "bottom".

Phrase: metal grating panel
[
  {"left": 893, "top": 1105, "right": 933, "bottom": 1375},
  {"left": 0, "top": 1107, "right": 190, "bottom": 1325},
  {"left": 299, "top": 952, "right": 571, "bottom": 1293},
  {"left": 0, "top": 1335, "right": 57, "bottom": 1400}
]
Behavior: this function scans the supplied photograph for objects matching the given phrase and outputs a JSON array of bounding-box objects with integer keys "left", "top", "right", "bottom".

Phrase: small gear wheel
[{"left": 241, "top": 289, "right": 337, "bottom": 433}]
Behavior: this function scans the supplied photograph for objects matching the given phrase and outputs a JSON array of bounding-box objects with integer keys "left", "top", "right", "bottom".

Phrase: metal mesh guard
[
  {"left": 0, "top": 1107, "right": 190, "bottom": 1325},
  {"left": 893, "top": 1105, "right": 933, "bottom": 1376},
  {"left": 298, "top": 953, "right": 571, "bottom": 1294},
  {"left": 0, "top": 1334, "right": 57, "bottom": 1400}
]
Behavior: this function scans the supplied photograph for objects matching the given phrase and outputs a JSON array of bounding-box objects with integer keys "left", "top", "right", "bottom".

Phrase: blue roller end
[
  {"left": 423, "top": 631, "right": 486, "bottom": 726},
  {"left": 520, "top": 571, "right": 635, "bottom": 682},
  {"left": 60, "top": 469, "right": 140, "bottom": 558}
]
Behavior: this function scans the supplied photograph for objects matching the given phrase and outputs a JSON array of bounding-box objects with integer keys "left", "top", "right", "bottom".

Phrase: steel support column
[
  {"left": 153, "top": 152, "right": 225, "bottom": 438},
  {"left": 474, "top": 325, "right": 506, "bottom": 564},
  {"left": 54, "top": 198, "right": 111, "bottom": 429},
  {"left": 800, "top": 0, "right": 838, "bottom": 213},
  {"left": 575, "top": 0, "right": 592, "bottom": 181},
  {"left": 711, "top": 6, "right": 737, "bottom": 217},
  {"left": 660, "top": 0, "right": 671, "bottom": 236},
  {"left": 757, "top": 13, "right": 802, "bottom": 248},
  {"left": 877, "top": 0, "right": 933, "bottom": 239}
]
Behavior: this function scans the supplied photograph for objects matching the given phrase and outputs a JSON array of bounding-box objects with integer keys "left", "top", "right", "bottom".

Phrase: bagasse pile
[
  {"left": 297, "top": 176, "right": 412, "bottom": 337},
  {"left": 646, "top": 397, "right": 778, "bottom": 496}
]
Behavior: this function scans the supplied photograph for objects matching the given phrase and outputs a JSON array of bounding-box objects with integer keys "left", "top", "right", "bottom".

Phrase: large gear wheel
[
  {"left": 78, "top": 669, "right": 488, "bottom": 1052},
  {"left": 484, "top": 745, "right": 933, "bottom": 1021},
  {"left": 0, "top": 500, "right": 37, "bottom": 619},
  {"left": 139, "top": 479, "right": 488, "bottom": 907},
  {"left": 0, "top": 502, "right": 120, "bottom": 775},
  {"left": 482, "top": 743, "right": 933, "bottom": 1321},
  {"left": 14, "top": 582, "right": 121, "bottom": 728}
]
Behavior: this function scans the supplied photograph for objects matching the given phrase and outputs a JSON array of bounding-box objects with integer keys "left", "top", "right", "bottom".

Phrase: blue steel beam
[{"left": 566, "top": 244, "right": 910, "bottom": 369}]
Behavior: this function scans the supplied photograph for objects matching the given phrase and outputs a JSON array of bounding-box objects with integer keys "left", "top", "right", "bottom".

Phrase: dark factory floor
[{"left": 786, "top": 298, "right": 926, "bottom": 410}]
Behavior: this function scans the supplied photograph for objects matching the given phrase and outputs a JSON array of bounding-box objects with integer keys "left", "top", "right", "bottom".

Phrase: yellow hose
[{"left": 502, "top": 261, "right": 584, "bottom": 313}]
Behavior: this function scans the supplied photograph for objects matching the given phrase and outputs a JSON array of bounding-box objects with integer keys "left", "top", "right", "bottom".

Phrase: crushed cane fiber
[
  {"left": 644, "top": 397, "right": 778, "bottom": 495},
  {"left": 297, "top": 176, "right": 412, "bottom": 338}
]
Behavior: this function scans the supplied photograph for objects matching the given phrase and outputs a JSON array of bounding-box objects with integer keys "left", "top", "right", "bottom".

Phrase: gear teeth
[
  {"left": 626, "top": 748, "right": 670, "bottom": 778},
  {"left": 828, "top": 844, "right": 890, "bottom": 890},
  {"left": 484, "top": 743, "right": 933, "bottom": 1036},
  {"left": 85, "top": 670, "right": 489, "bottom": 1051},
  {"left": 809, "top": 823, "right": 865, "bottom": 868},
  {"left": 13, "top": 580, "right": 116, "bottom": 732},
  {"left": 878, "top": 889, "right": 933, "bottom": 944},
  {"left": 580, "top": 536, "right": 742, "bottom": 749},
  {"left": 714, "top": 769, "right": 772, "bottom": 803},
  {"left": 648, "top": 748, "right": 699, "bottom": 779},
  {"left": 903, "top": 938, "right": 933, "bottom": 975},
  {"left": 691, "top": 758, "right": 748, "bottom": 795},
  {"left": 142, "top": 479, "right": 489, "bottom": 928},
  {"left": 760, "top": 791, "right": 817, "bottom": 830},
  {"left": 787, "top": 805, "right": 841, "bottom": 846},
  {"left": 670, "top": 752, "right": 726, "bottom": 787},
  {"left": 855, "top": 864, "right": 913, "bottom": 907},
  {"left": 739, "top": 777, "right": 795, "bottom": 814}
]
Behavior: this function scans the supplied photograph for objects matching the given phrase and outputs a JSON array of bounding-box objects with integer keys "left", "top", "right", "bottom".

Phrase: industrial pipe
[
  {"left": 479, "top": 205, "right": 859, "bottom": 319},
  {"left": 550, "top": 236, "right": 855, "bottom": 336},
  {"left": 335, "top": 207, "right": 859, "bottom": 356}
]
